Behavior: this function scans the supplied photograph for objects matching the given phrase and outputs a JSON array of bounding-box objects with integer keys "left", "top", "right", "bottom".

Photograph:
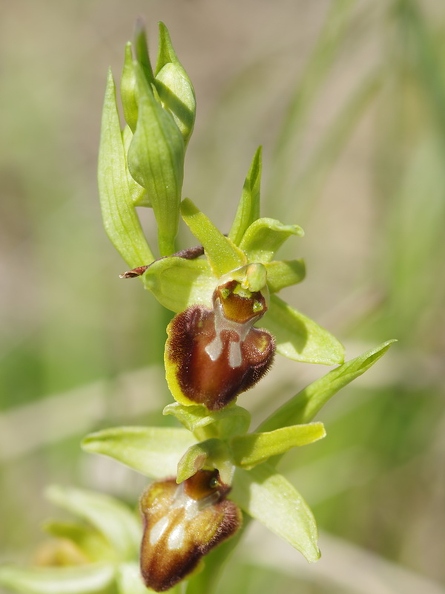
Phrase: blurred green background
[{"left": 1, "top": 0, "right": 445, "bottom": 593}]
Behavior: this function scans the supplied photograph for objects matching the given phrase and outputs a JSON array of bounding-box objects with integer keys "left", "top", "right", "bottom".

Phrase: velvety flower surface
[
  {"left": 140, "top": 470, "right": 242, "bottom": 592},
  {"left": 165, "top": 276, "right": 275, "bottom": 410}
]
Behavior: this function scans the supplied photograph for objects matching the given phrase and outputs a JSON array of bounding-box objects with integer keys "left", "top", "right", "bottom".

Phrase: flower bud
[
  {"left": 140, "top": 470, "right": 241, "bottom": 592},
  {"left": 165, "top": 277, "right": 275, "bottom": 410}
]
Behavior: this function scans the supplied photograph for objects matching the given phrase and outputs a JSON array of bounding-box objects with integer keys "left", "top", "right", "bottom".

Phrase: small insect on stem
[{"left": 119, "top": 245, "right": 205, "bottom": 278}]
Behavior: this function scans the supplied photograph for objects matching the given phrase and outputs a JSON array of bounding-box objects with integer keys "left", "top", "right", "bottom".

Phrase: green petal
[
  {"left": 176, "top": 439, "right": 233, "bottom": 485},
  {"left": 228, "top": 147, "right": 262, "bottom": 246},
  {"left": 142, "top": 256, "right": 215, "bottom": 312},
  {"left": 230, "top": 423, "right": 325, "bottom": 468},
  {"left": 264, "top": 259, "right": 306, "bottom": 292},
  {"left": 181, "top": 199, "right": 247, "bottom": 277},
  {"left": 239, "top": 218, "right": 304, "bottom": 263},
  {"left": 258, "top": 340, "right": 397, "bottom": 432},
  {"left": 263, "top": 294, "right": 345, "bottom": 364},
  {"left": 0, "top": 564, "right": 115, "bottom": 594},
  {"left": 45, "top": 486, "right": 140, "bottom": 560},
  {"left": 231, "top": 464, "right": 320, "bottom": 562},
  {"left": 98, "top": 70, "right": 154, "bottom": 268},
  {"left": 81, "top": 426, "right": 197, "bottom": 479}
]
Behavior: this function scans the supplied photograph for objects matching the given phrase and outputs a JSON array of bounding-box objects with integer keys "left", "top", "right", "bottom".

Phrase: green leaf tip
[{"left": 259, "top": 339, "right": 397, "bottom": 432}]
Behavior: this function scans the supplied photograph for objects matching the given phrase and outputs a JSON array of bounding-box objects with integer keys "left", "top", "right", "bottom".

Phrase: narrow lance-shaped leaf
[
  {"left": 231, "top": 463, "right": 320, "bottom": 562},
  {"left": 230, "top": 423, "right": 326, "bottom": 468},
  {"left": 263, "top": 294, "right": 345, "bottom": 365},
  {"left": 0, "top": 564, "right": 115, "bottom": 594},
  {"left": 45, "top": 486, "right": 140, "bottom": 561},
  {"left": 97, "top": 70, "right": 154, "bottom": 268},
  {"left": 82, "top": 426, "right": 197, "bottom": 479},
  {"left": 228, "top": 147, "right": 262, "bottom": 246},
  {"left": 181, "top": 198, "right": 247, "bottom": 276},
  {"left": 258, "top": 340, "right": 397, "bottom": 433}
]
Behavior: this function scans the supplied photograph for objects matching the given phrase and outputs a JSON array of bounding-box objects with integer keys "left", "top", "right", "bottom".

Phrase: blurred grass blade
[
  {"left": 45, "top": 486, "right": 140, "bottom": 560},
  {"left": 0, "top": 563, "right": 115, "bottom": 594},
  {"left": 270, "top": 0, "right": 356, "bottom": 197},
  {"left": 258, "top": 340, "right": 396, "bottom": 432}
]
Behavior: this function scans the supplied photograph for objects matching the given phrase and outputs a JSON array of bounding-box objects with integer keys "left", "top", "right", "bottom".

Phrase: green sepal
[
  {"left": 97, "top": 70, "right": 154, "bottom": 268},
  {"left": 264, "top": 259, "right": 306, "bottom": 292},
  {"left": 231, "top": 463, "right": 320, "bottom": 562},
  {"left": 120, "top": 43, "right": 139, "bottom": 132},
  {"left": 142, "top": 256, "right": 215, "bottom": 312},
  {"left": 177, "top": 439, "right": 234, "bottom": 485},
  {"left": 116, "top": 562, "right": 151, "bottom": 594},
  {"left": 81, "top": 426, "right": 197, "bottom": 479},
  {"left": 163, "top": 403, "right": 251, "bottom": 441},
  {"left": 0, "top": 563, "right": 115, "bottom": 594},
  {"left": 228, "top": 147, "right": 262, "bottom": 246},
  {"left": 263, "top": 294, "right": 345, "bottom": 365},
  {"left": 45, "top": 486, "right": 140, "bottom": 561},
  {"left": 258, "top": 340, "right": 397, "bottom": 433},
  {"left": 128, "top": 63, "right": 185, "bottom": 256},
  {"left": 181, "top": 198, "right": 247, "bottom": 277},
  {"left": 239, "top": 218, "right": 304, "bottom": 264},
  {"left": 230, "top": 423, "right": 326, "bottom": 468},
  {"left": 42, "top": 520, "right": 113, "bottom": 563},
  {"left": 155, "top": 22, "right": 196, "bottom": 145}
]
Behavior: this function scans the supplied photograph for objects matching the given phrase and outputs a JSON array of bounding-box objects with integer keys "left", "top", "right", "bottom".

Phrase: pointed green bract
[
  {"left": 258, "top": 340, "right": 397, "bottom": 433},
  {"left": 239, "top": 218, "right": 304, "bottom": 263},
  {"left": 181, "top": 199, "right": 247, "bottom": 276},
  {"left": 264, "top": 259, "right": 306, "bottom": 292},
  {"left": 231, "top": 464, "right": 320, "bottom": 562},
  {"left": 97, "top": 70, "right": 154, "bottom": 268},
  {"left": 263, "top": 294, "right": 345, "bottom": 364},
  {"left": 45, "top": 486, "right": 140, "bottom": 561},
  {"left": 142, "top": 256, "right": 215, "bottom": 312},
  {"left": 82, "top": 426, "right": 197, "bottom": 479},
  {"left": 228, "top": 147, "right": 262, "bottom": 246},
  {"left": 230, "top": 423, "right": 326, "bottom": 468},
  {"left": 128, "top": 63, "right": 185, "bottom": 256},
  {"left": 0, "top": 564, "right": 115, "bottom": 594}
]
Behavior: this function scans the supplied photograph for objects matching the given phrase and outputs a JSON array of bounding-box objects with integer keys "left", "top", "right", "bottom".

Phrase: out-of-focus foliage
[{"left": 1, "top": 1, "right": 444, "bottom": 593}]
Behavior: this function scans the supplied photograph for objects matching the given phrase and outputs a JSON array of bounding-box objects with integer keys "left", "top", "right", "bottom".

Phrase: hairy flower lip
[{"left": 140, "top": 470, "right": 242, "bottom": 592}]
